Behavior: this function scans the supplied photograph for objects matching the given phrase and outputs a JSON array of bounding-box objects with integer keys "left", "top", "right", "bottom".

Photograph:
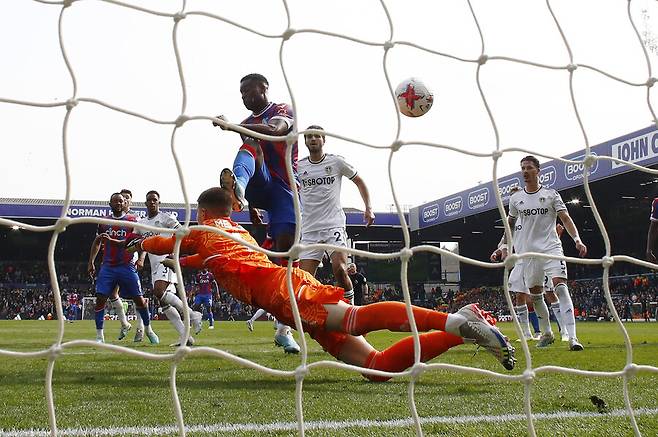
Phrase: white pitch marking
[{"left": 2, "top": 408, "right": 658, "bottom": 436}]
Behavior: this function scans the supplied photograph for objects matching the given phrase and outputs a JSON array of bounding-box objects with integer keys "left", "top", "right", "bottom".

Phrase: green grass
[{"left": 0, "top": 320, "right": 657, "bottom": 436}]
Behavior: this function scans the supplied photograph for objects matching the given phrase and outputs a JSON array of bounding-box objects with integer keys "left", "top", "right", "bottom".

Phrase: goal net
[{"left": 1, "top": 1, "right": 658, "bottom": 436}]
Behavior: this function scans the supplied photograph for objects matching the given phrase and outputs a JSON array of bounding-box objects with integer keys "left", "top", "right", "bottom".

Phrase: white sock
[
  {"left": 160, "top": 290, "right": 183, "bottom": 313},
  {"left": 110, "top": 298, "right": 129, "bottom": 327},
  {"left": 550, "top": 302, "right": 563, "bottom": 334},
  {"left": 249, "top": 308, "right": 267, "bottom": 323},
  {"left": 96, "top": 328, "right": 104, "bottom": 338},
  {"left": 531, "top": 294, "right": 552, "bottom": 334},
  {"left": 444, "top": 313, "right": 467, "bottom": 336},
  {"left": 555, "top": 283, "right": 577, "bottom": 339},
  {"left": 163, "top": 305, "right": 185, "bottom": 337},
  {"left": 136, "top": 311, "right": 145, "bottom": 331},
  {"left": 514, "top": 304, "right": 532, "bottom": 338}
]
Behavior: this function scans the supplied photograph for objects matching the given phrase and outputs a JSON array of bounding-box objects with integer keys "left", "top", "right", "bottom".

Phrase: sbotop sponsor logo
[
  {"left": 497, "top": 178, "right": 520, "bottom": 201},
  {"left": 422, "top": 203, "right": 440, "bottom": 223},
  {"left": 468, "top": 187, "right": 489, "bottom": 210},
  {"left": 539, "top": 165, "right": 557, "bottom": 188},
  {"left": 443, "top": 196, "right": 463, "bottom": 217},
  {"left": 564, "top": 153, "right": 599, "bottom": 181}
]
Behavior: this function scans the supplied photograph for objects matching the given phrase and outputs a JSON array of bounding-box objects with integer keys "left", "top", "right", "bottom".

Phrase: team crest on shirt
[
  {"left": 539, "top": 197, "right": 546, "bottom": 203},
  {"left": 302, "top": 170, "right": 308, "bottom": 176},
  {"left": 325, "top": 166, "right": 332, "bottom": 174}
]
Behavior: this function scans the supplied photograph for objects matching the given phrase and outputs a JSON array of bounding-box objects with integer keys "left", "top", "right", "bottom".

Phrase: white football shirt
[
  {"left": 298, "top": 153, "right": 357, "bottom": 233},
  {"left": 508, "top": 185, "right": 566, "bottom": 255},
  {"left": 139, "top": 211, "right": 181, "bottom": 269}
]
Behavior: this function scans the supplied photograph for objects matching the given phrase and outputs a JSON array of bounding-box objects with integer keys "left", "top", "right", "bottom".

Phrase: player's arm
[
  {"left": 87, "top": 235, "right": 102, "bottom": 278},
  {"left": 214, "top": 116, "right": 289, "bottom": 137},
  {"left": 490, "top": 234, "right": 508, "bottom": 262},
  {"left": 351, "top": 175, "right": 375, "bottom": 226},
  {"left": 557, "top": 210, "right": 587, "bottom": 257},
  {"left": 646, "top": 221, "right": 658, "bottom": 262}
]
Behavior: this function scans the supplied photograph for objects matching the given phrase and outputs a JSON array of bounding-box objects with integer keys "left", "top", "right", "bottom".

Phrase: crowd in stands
[{"left": 1, "top": 261, "right": 657, "bottom": 321}]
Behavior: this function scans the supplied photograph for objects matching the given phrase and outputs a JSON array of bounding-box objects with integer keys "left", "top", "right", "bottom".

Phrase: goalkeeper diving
[{"left": 121, "top": 187, "right": 516, "bottom": 380}]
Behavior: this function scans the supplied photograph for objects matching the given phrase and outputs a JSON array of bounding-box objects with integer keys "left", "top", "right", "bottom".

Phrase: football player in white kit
[
  {"left": 138, "top": 190, "right": 202, "bottom": 347},
  {"left": 298, "top": 125, "right": 375, "bottom": 304},
  {"left": 503, "top": 156, "right": 587, "bottom": 351}
]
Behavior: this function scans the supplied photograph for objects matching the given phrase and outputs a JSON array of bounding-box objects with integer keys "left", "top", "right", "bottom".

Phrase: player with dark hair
[
  {"left": 130, "top": 187, "right": 516, "bottom": 379},
  {"left": 192, "top": 268, "right": 218, "bottom": 330},
  {"left": 213, "top": 72, "right": 300, "bottom": 352},
  {"left": 88, "top": 193, "right": 158, "bottom": 344},
  {"left": 138, "top": 190, "right": 202, "bottom": 347},
  {"left": 298, "top": 125, "right": 375, "bottom": 304},
  {"left": 502, "top": 155, "right": 586, "bottom": 351}
]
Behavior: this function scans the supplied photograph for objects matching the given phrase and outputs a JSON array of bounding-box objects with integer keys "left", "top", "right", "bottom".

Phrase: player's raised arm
[{"left": 557, "top": 210, "right": 587, "bottom": 257}]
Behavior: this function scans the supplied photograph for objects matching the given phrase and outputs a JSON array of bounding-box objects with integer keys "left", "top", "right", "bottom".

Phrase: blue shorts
[
  {"left": 96, "top": 264, "right": 142, "bottom": 298},
  {"left": 194, "top": 294, "right": 212, "bottom": 307},
  {"left": 245, "top": 159, "right": 298, "bottom": 227}
]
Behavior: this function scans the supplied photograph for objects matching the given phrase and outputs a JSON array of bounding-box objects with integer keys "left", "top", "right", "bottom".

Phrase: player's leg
[
  {"left": 247, "top": 308, "right": 268, "bottom": 332},
  {"left": 220, "top": 140, "right": 262, "bottom": 211},
  {"left": 322, "top": 300, "right": 515, "bottom": 370},
  {"left": 205, "top": 298, "right": 215, "bottom": 329},
  {"left": 523, "top": 259, "right": 554, "bottom": 347},
  {"left": 119, "top": 265, "right": 159, "bottom": 344},
  {"left": 328, "top": 228, "right": 354, "bottom": 303},
  {"left": 154, "top": 280, "right": 192, "bottom": 346},
  {"left": 508, "top": 263, "right": 534, "bottom": 340},
  {"left": 93, "top": 265, "right": 118, "bottom": 343},
  {"left": 109, "top": 285, "right": 131, "bottom": 339},
  {"left": 552, "top": 274, "right": 583, "bottom": 351}
]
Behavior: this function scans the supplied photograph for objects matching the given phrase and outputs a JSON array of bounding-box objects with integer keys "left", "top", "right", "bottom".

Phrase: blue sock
[
  {"left": 94, "top": 309, "right": 105, "bottom": 330},
  {"left": 233, "top": 149, "right": 255, "bottom": 189},
  {"left": 137, "top": 307, "right": 151, "bottom": 327},
  {"left": 207, "top": 305, "right": 214, "bottom": 326},
  {"left": 529, "top": 311, "right": 540, "bottom": 334}
]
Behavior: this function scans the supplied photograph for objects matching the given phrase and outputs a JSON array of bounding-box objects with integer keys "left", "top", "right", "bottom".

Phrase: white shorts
[
  {"left": 299, "top": 227, "right": 348, "bottom": 261},
  {"left": 508, "top": 262, "right": 529, "bottom": 294},
  {"left": 524, "top": 257, "right": 567, "bottom": 289},
  {"left": 543, "top": 273, "right": 554, "bottom": 292},
  {"left": 150, "top": 258, "right": 177, "bottom": 286}
]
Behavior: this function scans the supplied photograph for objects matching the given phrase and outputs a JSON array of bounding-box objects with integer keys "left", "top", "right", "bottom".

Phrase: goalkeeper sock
[
  {"left": 531, "top": 294, "right": 552, "bottom": 334},
  {"left": 363, "top": 332, "right": 464, "bottom": 382},
  {"left": 160, "top": 290, "right": 184, "bottom": 313},
  {"left": 163, "top": 305, "right": 185, "bottom": 337},
  {"left": 341, "top": 302, "right": 456, "bottom": 336},
  {"left": 515, "top": 304, "right": 532, "bottom": 338},
  {"left": 554, "top": 283, "right": 577, "bottom": 339},
  {"left": 110, "top": 297, "right": 129, "bottom": 327}
]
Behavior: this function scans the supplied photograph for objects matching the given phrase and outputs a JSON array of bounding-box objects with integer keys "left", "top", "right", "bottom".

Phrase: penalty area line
[{"left": 3, "top": 408, "right": 658, "bottom": 436}]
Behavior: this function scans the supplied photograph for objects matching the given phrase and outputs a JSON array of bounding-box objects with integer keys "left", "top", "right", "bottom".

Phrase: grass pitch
[{"left": 0, "top": 320, "right": 657, "bottom": 436}]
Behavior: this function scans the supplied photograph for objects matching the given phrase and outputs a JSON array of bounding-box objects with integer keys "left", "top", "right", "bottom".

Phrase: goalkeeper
[{"left": 127, "top": 187, "right": 516, "bottom": 380}]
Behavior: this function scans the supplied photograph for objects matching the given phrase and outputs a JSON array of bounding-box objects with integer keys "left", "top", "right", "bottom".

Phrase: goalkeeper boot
[
  {"left": 134, "top": 328, "right": 144, "bottom": 343},
  {"left": 220, "top": 168, "right": 246, "bottom": 212},
  {"left": 568, "top": 337, "right": 584, "bottom": 351},
  {"left": 457, "top": 303, "right": 516, "bottom": 371},
  {"left": 274, "top": 333, "right": 300, "bottom": 354},
  {"left": 536, "top": 331, "right": 555, "bottom": 348},
  {"left": 191, "top": 311, "right": 203, "bottom": 335},
  {"left": 118, "top": 322, "right": 132, "bottom": 340}
]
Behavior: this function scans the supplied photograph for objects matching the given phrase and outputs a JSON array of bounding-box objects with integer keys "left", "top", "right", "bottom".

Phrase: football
[{"left": 395, "top": 78, "right": 433, "bottom": 117}]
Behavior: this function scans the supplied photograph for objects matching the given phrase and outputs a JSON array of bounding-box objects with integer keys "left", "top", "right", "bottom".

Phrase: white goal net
[{"left": 1, "top": 1, "right": 658, "bottom": 436}]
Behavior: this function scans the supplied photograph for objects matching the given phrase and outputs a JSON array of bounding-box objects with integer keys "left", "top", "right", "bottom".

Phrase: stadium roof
[{"left": 409, "top": 125, "right": 658, "bottom": 231}]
